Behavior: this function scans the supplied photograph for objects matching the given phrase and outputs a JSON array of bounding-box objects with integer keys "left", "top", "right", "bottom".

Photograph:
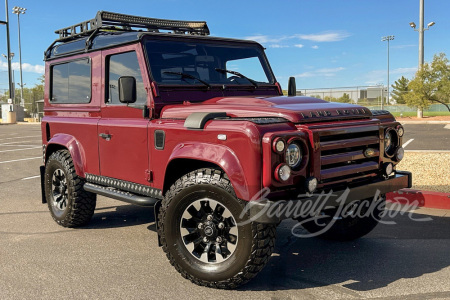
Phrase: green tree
[
  {"left": 404, "top": 53, "right": 450, "bottom": 113},
  {"left": 336, "top": 93, "right": 351, "bottom": 103},
  {"left": 391, "top": 76, "right": 410, "bottom": 104},
  {"left": 432, "top": 53, "right": 450, "bottom": 110},
  {"left": 323, "top": 95, "right": 338, "bottom": 102}
]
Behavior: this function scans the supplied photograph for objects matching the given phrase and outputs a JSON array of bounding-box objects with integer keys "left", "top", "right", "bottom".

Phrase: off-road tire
[
  {"left": 44, "top": 150, "right": 96, "bottom": 227},
  {"left": 299, "top": 197, "right": 385, "bottom": 241},
  {"left": 158, "top": 168, "right": 276, "bottom": 289}
]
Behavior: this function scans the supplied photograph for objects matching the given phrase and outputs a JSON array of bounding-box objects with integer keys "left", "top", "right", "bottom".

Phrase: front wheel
[
  {"left": 298, "top": 197, "right": 385, "bottom": 241},
  {"left": 158, "top": 168, "right": 276, "bottom": 289}
]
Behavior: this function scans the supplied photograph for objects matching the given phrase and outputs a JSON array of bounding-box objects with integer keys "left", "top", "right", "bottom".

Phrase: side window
[
  {"left": 107, "top": 51, "right": 146, "bottom": 105},
  {"left": 51, "top": 58, "right": 91, "bottom": 103}
]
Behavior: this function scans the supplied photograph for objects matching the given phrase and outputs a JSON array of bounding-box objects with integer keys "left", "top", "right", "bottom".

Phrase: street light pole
[
  {"left": 12, "top": 6, "right": 26, "bottom": 107},
  {"left": 409, "top": 0, "right": 435, "bottom": 118},
  {"left": 381, "top": 35, "right": 394, "bottom": 107},
  {"left": 3, "top": 0, "right": 14, "bottom": 102}
]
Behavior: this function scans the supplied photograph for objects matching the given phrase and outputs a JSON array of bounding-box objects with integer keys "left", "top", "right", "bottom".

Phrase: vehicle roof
[{"left": 45, "top": 31, "right": 262, "bottom": 61}]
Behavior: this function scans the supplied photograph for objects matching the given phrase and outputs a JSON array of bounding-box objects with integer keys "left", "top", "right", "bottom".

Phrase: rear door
[{"left": 98, "top": 44, "right": 151, "bottom": 185}]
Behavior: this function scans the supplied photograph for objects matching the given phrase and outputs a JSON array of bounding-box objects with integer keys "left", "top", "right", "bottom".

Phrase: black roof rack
[
  {"left": 45, "top": 11, "right": 210, "bottom": 60},
  {"left": 55, "top": 11, "right": 210, "bottom": 39}
]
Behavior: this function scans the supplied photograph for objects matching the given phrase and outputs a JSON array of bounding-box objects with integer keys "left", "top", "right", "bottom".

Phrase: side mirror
[
  {"left": 118, "top": 76, "right": 137, "bottom": 103},
  {"left": 288, "top": 77, "right": 296, "bottom": 96}
]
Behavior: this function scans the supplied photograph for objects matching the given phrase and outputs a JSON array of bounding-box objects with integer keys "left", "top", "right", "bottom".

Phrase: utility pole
[
  {"left": 12, "top": 6, "right": 26, "bottom": 107},
  {"left": 409, "top": 0, "right": 435, "bottom": 118},
  {"left": 381, "top": 35, "right": 394, "bottom": 106},
  {"left": 2, "top": 0, "right": 14, "bottom": 102}
]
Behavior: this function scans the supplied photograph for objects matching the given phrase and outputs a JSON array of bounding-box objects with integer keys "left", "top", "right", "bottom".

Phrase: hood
[{"left": 160, "top": 96, "right": 373, "bottom": 123}]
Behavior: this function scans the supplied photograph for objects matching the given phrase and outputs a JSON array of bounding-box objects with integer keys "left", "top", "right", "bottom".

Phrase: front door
[{"left": 98, "top": 46, "right": 151, "bottom": 185}]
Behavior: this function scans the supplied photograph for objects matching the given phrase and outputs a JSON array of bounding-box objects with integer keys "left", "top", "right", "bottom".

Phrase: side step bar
[{"left": 84, "top": 183, "right": 159, "bottom": 207}]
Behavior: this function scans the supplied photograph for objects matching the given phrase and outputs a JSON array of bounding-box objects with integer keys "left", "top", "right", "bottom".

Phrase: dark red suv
[{"left": 40, "top": 11, "right": 411, "bottom": 289}]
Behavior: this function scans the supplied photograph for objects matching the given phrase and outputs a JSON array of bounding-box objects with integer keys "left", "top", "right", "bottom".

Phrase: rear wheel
[
  {"left": 158, "top": 168, "right": 276, "bottom": 289},
  {"left": 44, "top": 150, "right": 96, "bottom": 227}
]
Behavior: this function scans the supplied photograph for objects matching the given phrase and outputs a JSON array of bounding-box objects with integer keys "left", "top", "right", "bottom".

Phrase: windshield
[{"left": 144, "top": 39, "right": 274, "bottom": 86}]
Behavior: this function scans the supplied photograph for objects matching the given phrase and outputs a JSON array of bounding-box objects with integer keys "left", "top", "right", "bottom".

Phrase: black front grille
[{"left": 318, "top": 125, "right": 381, "bottom": 183}]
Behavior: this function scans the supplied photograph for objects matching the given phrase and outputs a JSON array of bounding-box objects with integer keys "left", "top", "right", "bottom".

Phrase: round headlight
[
  {"left": 384, "top": 128, "right": 398, "bottom": 156},
  {"left": 286, "top": 143, "right": 302, "bottom": 168},
  {"left": 276, "top": 164, "right": 291, "bottom": 182},
  {"left": 274, "top": 138, "right": 285, "bottom": 153}
]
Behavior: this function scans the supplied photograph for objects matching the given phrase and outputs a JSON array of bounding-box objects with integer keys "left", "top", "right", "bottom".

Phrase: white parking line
[
  {"left": 0, "top": 140, "right": 41, "bottom": 145},
  {"left": 402, "top": 139, "right": 414, "bottom": 148},
  {"left": 0, "top": 135, "right": 41, "bottom": 141},
  {"left": 0, "top": 144, "right": 40, "bottom": 147},
  {"left": 21, "top": 175, "right": 41, "bottom": 181},
  {"left": 0, "top": 147, "right": 42, "bottom": 153},
  {"left": 0, "top": 157, "right": 42, "bottom": 164}
]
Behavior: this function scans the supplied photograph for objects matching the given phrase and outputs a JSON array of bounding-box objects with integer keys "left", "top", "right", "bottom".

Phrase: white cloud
[
  {"left": 0, "top": 60, "right": 45, "bottom": 74},
  {"left": 363, "top": 67, "right": 417, "bottom": 85},
  {"left": 268, "top": 44, "right": 289, "bottom": 48},
  {"left": 294, "top": 67, "right": 345, "bottom": 78},
  {"left": 311, "top": 45, "right": 319, "bottom": 49},
  {"left": 392, "top": 44, "right": 416, "bottom": 49},
  {"left": 391, "top": 67, "right": 417, "bottom": 75},
  {"left": 245, "top": 31, "right": 350, "bottom": 48},
  {"left": 295, "top": 31, "right": 351, "bottom": 42},
  {"left": 245, "top": 35, "right": 289, "bottom": 44}
]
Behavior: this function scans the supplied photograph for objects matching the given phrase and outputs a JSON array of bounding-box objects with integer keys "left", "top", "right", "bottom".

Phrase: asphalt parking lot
[
  {"left": 1, "top": 123, "right": 450, "bottom": 300},
  {"left": 402, "top": 124, "right": 450, "bottom": 151}
]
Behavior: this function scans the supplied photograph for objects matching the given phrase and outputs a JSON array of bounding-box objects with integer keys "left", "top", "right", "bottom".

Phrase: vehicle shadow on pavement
[
  {"left": 81, "top": 205, "right": 156, "bottom": 230},
  {"left": 243, "top": 211, "right": 450, "bottom": 292}
]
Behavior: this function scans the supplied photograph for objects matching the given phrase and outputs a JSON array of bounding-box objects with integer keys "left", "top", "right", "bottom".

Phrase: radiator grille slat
[
  {"left": 318, "top": 126, "right": 381, "bottom": 183},
  {"left": 320, "top": 161, "right": 379, "bottom": 180}
]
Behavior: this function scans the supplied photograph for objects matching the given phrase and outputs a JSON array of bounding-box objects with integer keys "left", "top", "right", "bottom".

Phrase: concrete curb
[{"left": 386, "top": 189, "right": 450, "bottom": 210}]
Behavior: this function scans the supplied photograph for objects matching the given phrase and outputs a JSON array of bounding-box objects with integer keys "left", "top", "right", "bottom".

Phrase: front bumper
[{"left": 247, "top": 171, "right": 412, "bottom": 224}]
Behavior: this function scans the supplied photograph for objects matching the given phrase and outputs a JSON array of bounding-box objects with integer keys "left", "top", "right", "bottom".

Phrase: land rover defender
[{"left": 40, "top": 11, "right": 411, "bottom": 289}]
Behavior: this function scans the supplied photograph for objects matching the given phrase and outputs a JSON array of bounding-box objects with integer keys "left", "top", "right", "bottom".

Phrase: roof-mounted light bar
[{"left": 55, "top": 11, "right": 210, "bottom": 39}]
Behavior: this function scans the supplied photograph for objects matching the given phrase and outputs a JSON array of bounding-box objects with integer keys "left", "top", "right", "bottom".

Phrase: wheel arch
[
  {"left": 45, "top": 134, "right": 85, "bottom": 177},
  {"left": 163, "top": 143, "right": 250, "bottom": 200}
]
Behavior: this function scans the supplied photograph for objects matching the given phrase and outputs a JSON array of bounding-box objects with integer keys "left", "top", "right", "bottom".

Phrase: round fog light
[
  {"left": 397, "top": 126, "right": 404, "bottom": 137},
  {"left": 276, "top": 164, "right": 291, "bottom": 182},
  {"left": 396, "top": 147, "right": 404, "bottom": 161},
  {"left": 384, "top": 163, "right": 393, "bottom": 176},
  {"left": 305, "top": 177, "right": 318, "bottom": 193}
]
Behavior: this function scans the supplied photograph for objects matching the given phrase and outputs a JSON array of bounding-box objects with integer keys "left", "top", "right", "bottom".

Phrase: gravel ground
[{"left": 397, "top": 152, "right": 450, "bottom": 193}]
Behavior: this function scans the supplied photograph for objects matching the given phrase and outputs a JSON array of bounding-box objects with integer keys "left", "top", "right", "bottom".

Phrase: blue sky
[{"left": 0, "top": 0, "right": 449, "bottom": 91}]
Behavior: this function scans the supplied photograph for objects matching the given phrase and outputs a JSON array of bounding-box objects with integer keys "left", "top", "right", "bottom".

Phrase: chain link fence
[{"left": 297, "top": 86, "right": 449, "bottom": 112}]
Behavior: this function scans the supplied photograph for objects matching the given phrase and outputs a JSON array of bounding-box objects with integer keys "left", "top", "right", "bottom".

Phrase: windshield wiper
[
  {"left": 215, "top": 68, "right": 258, "bottom": 88},
  {"left": 163, "top": 71, "right": 211, "bottom": 89}
]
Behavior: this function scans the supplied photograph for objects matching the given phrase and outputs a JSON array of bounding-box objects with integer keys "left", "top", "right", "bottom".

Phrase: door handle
[{"left": 99, "top": 133, "right": 112, "bottom": 141}]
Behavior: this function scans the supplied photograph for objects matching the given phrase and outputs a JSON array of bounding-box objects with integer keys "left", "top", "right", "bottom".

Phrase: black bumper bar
[{"left": 246, "top": 171, "right": 412, "bottom": 224}]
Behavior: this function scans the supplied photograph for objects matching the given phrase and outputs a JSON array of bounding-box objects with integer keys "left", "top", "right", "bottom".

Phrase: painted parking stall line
[
  {"left": 0, "top": 157, "right": 42, "bottom": 164},
  {"left": 0, "top": 135, "right": 41, "bottom": 142},
  {"left": 21, "top": 175, "right": 41, "bottom": 181},
  {"left": 0, "top": 147, "right": 42, "bottom": 153},
  {"left": 402, "top": 139, "right": 414, "bottom": 148}
]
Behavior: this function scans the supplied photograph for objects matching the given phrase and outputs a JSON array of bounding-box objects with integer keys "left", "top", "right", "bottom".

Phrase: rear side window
[
  {"left": 107, "top": 51, "right": 146, "bottom": 105},
  {"left": 51, "top": 58, "right": 91, "bottom": 103}
]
